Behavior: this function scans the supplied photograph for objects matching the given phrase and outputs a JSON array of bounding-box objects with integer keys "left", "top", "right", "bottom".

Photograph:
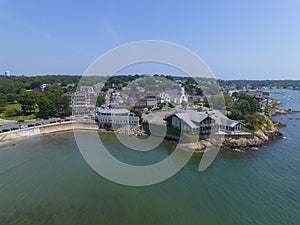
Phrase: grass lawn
[
  {"left": 0, "top": 103, "right": 36, "bottom": 120},
  {"left": 167, "top": 126, "right": 181, "bottom": 136}
]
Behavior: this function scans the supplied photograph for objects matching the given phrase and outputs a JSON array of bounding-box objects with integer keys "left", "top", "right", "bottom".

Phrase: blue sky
[{"left": 1, "top": 0, "right": 300, "bottom": 79}]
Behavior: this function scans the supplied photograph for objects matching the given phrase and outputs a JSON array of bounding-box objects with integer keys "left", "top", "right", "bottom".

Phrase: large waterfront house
[
  {"left": 166, "top": 110, "right": 244, "bottom": 137},
  {"left": 95, "top": 108, "right": 139, "bottom": 128}
]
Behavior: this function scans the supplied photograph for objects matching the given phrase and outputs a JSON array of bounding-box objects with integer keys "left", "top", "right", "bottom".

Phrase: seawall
[{"left": 0, "top": 121, "right": 98, "bottom": 143}]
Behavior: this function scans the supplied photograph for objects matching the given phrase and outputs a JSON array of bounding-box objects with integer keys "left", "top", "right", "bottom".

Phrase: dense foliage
[
  {"left": 226, "top": 93, "right": 268, "bottom": 131},
  {"left": 0, "top": 75, "right": 75, "bottom": 119},
  {"left": 102, "top": 75, "right": 140, "bottom": 91},
  {"left": 96, "top": 95, "right": 106, "bottom": 107},
  {"left": 205, "top": 93, "right": 268, "bottom": 132},
  {"left": 37, "top": 85, "right": 72, "bottom": 118},
  {"left": 219, "top": 79, "right": 300, "bottom": 90},
  {"left": 129, "top": 107, "right": 143, "bottom": 124},
  {"left": 1, "top": 74, "right": 298, "bottom": 124}
]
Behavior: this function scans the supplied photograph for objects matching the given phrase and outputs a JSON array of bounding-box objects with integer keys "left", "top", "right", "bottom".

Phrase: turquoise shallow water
[{"left": 0, "top": 90, "right": 299, "bottom": 225}]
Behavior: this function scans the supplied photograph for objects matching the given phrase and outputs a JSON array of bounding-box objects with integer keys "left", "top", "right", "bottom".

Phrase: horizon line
[{"left": 1, "top": 74, "right": 300, "bottom": 81}]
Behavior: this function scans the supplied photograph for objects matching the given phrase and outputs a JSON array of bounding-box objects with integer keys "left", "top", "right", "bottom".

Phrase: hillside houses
[{"left": 245, "top": 91, "right": 270, "bottom": 110}]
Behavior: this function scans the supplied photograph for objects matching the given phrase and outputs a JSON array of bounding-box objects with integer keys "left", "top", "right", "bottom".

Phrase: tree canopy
[
  {"left": 18, "top": 90, "right": 38, "bottom": 114},
  {"left": 37, "top": 85, "right": 71, "bottom": 118}
]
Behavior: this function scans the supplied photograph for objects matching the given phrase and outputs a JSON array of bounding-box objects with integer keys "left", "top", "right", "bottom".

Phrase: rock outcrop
[
  {"left": 115, "top": 125, "right": 146, "bottom": 136},
  {"left": 172, "top": 117, "right": 283, "bottom": 153},
  {"left": 220, "top": 119, "right": 282, "bottom": 151},
  {"left": 273, "top": 108, "right": 288, "bottom": 115}
]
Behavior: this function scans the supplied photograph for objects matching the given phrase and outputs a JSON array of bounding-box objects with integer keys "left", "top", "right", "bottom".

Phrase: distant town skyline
[{"left": 1, "top": 0, "right": 300, "bottom": 80}]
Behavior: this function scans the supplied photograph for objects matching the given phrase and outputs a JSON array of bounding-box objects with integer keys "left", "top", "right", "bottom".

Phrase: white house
[{"left": 95, "top": 108, "right": 139, "bottom": 127}]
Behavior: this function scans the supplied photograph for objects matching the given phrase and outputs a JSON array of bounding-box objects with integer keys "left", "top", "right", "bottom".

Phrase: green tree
[
  {"left": 37, "top": 85, "right": 71, "bottom": 118},
  {"left": 7, "top": 82, "right": 25, "bottom": 94},
  {"left": 197, "top": 106, "right": 203, "bottom": 112},
  {"left": 4, "top": 107, "right": 20, "bottom": 117},
  {"left": 0, "top": 92, "right": 7, "bottom": 113},
  {"left": 232, "top": 93, "right": 258, "bottom": 115},
  {"left": 130, "top": 107, "right": 143, "bottom": 124},
  {"left": 0, "top": 92, "right": 7, "bottom": 107},
  {"left": 181, "top": 101, "right": 188, "bottom": 108},
  {"left": 18, "top": 90, "right": 38, "bottom": 114},
  {"left": 101, "top": 86, "right": 109, "bottom": 92},
  {"left": 37, "top": 95, "right": 56, "bottom": 118},
  {"left": 6, "top": 93, "right": 18, "bottom": 103},
  {"left": 96, "top": 95, "right": 106, "bottom": 107},
  {"left": 227, "top": 107, "right": 242, "bottom": 120},
  {"left": 168, "top": 102, "right": 175, "bottom": 108},
  {"left": 157, "top": 103, "right": 164, "bottom": 109}
]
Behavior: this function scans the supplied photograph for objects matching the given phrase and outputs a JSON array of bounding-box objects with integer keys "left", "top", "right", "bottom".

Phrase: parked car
[
  {"left": 17, "top": 119, "right": 25, "bottom": 123},
  {"left": 35, "top": 123, "right": 42, "bottom": 126},
  {"left": 10, "top": 127, "right": 19, "bottom": 131},
  {"left": 2, "top": 129, "right": 10, "bottom": 132},
  {"left": 27, "top": 124, "right": 35, "bottom": 127}
]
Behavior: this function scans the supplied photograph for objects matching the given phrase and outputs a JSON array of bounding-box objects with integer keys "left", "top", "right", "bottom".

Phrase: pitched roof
[
  {"left": 174, "top": 112, "right": 210, "bottom": 129},
  {"left": 96, "top": 108, "right": 130, "bottom": 114},
  {"left": 209, "top": 110, "right": 242, "bottom": 127},
  {"left": 175, "top": 113, "right": 199, "bottom": 129},
  {"left": 173, "top": 110, "right": 241, "bottom": 129}
]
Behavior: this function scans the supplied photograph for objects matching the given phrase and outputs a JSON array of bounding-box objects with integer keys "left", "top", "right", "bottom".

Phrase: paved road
[
  {"left": 0, "top": 119, "right": 17, "bottom": 130},
  {"left": 142, "top": 109, "right": 176, "bottom": 125},
  {"left": 0, "top": 116, "right": 95, "bottom": 133}
]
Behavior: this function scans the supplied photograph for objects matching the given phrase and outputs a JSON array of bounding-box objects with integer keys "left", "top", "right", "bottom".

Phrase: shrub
[
  {"left": 168, "top": 102, "right": 175, "bottom": 108},
  {"left": 5, "top": 107, "right": 20, "bottom": 117},
  {"left": 104, "top": 122, "right": 112, "bottom": 129},
  {"left": 244, "top": 113, "right": 268, "bottom": 131}
]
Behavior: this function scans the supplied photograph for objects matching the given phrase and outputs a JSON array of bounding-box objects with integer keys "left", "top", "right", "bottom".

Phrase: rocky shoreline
[
  {"left": 114, "top": 116, "right": 284, "bottom": 153},
  {"left": 220, "top": 126, "right": 282, "bottom": 151},
  {"left": 181, "top": 108, "right": 296, "bottom": 152},
  {"left": 175, "top": 125, "right": 283, "bottom": 153},
  {"left": 0, "top": 116, "right": 284, "bottom": 153}
]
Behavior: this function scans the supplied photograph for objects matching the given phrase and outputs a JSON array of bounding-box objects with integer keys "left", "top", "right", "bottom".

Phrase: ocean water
[{"left": 0, "top": 90, "right": 299, "bottom": 225}]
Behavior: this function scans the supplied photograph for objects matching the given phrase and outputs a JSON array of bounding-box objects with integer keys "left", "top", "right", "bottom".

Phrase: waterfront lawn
[
  {"left": 167, "top": 126, "right": 181, "bottom": 136},
  {"left": 166, "top": 126, "right": 199, "bottom": 143},
  {"left": 0, "top": 103, "right": 36, "bottom": 120}
]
